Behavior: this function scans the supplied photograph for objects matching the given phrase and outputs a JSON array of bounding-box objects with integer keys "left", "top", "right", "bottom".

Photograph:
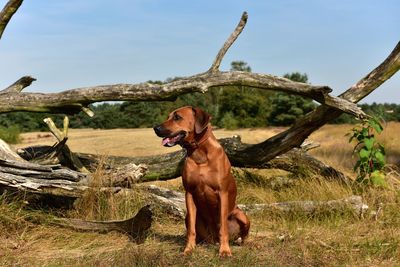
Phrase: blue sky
[{"left": 0, "top": 0, "right": 399, "bottom": 103}]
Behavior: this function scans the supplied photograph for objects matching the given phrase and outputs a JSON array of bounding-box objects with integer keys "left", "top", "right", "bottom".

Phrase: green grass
[{"left": 0, "top": 125, "right": 21, "bottom": 144}]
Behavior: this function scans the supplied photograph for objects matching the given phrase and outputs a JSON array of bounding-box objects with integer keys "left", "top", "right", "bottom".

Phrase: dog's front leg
[
  {"left": 219, "top": 191, "right": 232, "bottom": 257},
  {"left": 183, "top": 191, "right": 197, "bottom": 255}
]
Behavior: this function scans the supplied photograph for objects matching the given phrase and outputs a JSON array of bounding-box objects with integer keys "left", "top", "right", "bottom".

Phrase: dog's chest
[{"left": 183, "top": 160, "right": 222, "bottom": 191}]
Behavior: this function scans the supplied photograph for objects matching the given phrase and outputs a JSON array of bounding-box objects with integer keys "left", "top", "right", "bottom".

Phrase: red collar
[{"left": 181, "top": 126, "right": 211, "bottom": 154}]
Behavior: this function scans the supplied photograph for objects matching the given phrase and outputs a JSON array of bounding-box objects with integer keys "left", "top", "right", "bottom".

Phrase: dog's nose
[{"left": 153, "top": 125, "right": 163, "bottom": 135}]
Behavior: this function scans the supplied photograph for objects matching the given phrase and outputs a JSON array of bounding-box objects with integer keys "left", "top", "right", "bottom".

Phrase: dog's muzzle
[{"left": 153, "top": 125, "right": 187, "bottom": 147}]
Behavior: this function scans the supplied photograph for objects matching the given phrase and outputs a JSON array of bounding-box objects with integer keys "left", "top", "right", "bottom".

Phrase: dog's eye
[{"left": 173, "top": 113, "right": 182, "bottom": 121}]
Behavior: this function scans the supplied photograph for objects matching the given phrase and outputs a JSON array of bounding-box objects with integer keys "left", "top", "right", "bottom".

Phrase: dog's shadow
[{"left": 152, "top": 232, "right": 186, "bottom": 245}]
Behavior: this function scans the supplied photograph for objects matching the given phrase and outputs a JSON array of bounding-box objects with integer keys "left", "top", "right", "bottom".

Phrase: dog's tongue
[
  {"left": 162, "top": 137, "right": 171, "bottom": 146},
  {"left": 162, "top": 135, "right": 181, "bottom": 146}
]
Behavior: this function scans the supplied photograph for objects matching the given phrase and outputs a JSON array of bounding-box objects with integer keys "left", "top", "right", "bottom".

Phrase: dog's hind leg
[{"left": 228, "top": 207, "right": 250, "bottom": 243}]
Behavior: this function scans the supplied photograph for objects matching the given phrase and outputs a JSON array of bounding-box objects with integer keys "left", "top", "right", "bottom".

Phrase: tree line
[{"left": 0, "top": 61, "right": 399, "bottom": 134}]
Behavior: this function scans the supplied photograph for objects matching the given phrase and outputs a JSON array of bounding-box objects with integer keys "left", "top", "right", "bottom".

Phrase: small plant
[{"left": 348, "top": 117, "right": 386, "bottom": 186}]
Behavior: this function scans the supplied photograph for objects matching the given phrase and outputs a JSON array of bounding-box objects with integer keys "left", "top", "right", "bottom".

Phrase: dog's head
[{"left": 153, "top": 106, "right": 211, "bottom": 147}]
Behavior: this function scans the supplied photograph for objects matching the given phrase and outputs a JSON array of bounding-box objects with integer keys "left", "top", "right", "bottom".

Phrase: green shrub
[
  {"left": 220, "top": 112, "right": 239, "bottom": 130},
  {"left": 0, "top": 126, "right": 21, "bottom": 144},
  {"left": 348, "top": 117, "right": 386, "bottom": 186}
]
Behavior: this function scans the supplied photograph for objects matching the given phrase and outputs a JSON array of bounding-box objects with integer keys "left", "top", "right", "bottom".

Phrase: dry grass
[
  {"left": 2, "top": 123, "right": 400, "bottom": 266},
  {"left": 14, "top": 127, "right": 280, "bottom": 157},
  {"left": 69, "top": 156, "right": 147, "bottom": 221},
  {"left": 308, "top": 122, "right": 400, "bottom": 175}
]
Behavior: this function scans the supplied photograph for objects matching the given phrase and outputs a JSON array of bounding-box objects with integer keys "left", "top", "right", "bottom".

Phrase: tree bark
[
  {"left": 0, "top": 8, "right": 398, "bottom": 195},
  {"left": 0, "top": 12, "right": 365, "bottom": 119},
  {"left": 0, "top": 157, "right": 147, "bottom": 198},
  {"left": 144, "top": 185, "right": 368, "bottom": 218},
  {"left": 0, "top": 139, "right": 23, "bottom": 161},
  {"left": 51, "top": 205, "right": 153, "bottom": 242},
  {"left": 17, "top": 136, "right": 348, "bottom": 183},
  {"left": 229, "top": 41, "right": 400, "bottom": 166},
  {"left": 237, "top": 195, "right": 368, "bottom": 216},
  {"left": 0, "top": 0, "right": 23, "bottom": 39},
  {"left": 85, "top": 137, "right": 349, "bottom": 183},
  {"left": 0, "top": 71, "right": 366, "bottom": 117}
]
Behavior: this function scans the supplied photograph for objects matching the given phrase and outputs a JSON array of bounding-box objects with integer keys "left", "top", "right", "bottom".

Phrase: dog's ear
[{"left": 192, "top": 107, "right": 211, "bottom": 134}]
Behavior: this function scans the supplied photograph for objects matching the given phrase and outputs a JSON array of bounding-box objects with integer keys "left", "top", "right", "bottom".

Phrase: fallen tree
[
  {"left": 51, "top": 205, "right": 153, "bottom": 243},
  {"left": 0, "top": 1, "right": 399, "bottom": 196},
  {"left": 0, "top": 156, "right": 147, "bottom": 198},
  {"left": 144, "top": 185, "right": 369, "bottom": 218},
  {"left": 16, "top": 135, "right": 348, "bottom": 183}
]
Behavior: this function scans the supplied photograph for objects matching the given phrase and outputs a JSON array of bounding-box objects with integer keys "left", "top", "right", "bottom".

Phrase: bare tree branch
[
  {"left": 341, "top": 41, "right": 400, "bottom": 102},
  {"left": 0, "top": 71, "right": 365, "bottom": 117},
  {"left": 43, "top": 117, "right": 90, "bottom": 173},
  {"left": 0, "top": 10, "right": 397, "bottom": 188},
  {"left": 231, "top": 41, "right": 400, "bottom": 166},
  {"left": 208, "top": 11, "right": 248, "bottom": 73},
  {"left": 0, "top": 0, "right": 23, "bottom": 40},
  {"left": 0, "top": 76, "right": 36, "bottom": 94},
  {"left": 0, "top": 11, "right": 365, "bottom": 118}
]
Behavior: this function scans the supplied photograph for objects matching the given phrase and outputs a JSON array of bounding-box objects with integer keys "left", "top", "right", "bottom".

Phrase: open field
[
  {"left": 13, "top": 127, "right": 284, "bottom": 157},
  {"left": 2, "top": 123, "right": 400, "bottom": 266}
]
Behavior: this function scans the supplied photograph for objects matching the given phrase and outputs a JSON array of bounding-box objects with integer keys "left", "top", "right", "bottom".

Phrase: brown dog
[{"left": 154, "top": 106, "right": 250, "bottom": 257}]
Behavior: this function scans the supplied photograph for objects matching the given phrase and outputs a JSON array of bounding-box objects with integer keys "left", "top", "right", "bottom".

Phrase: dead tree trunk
[
  {"left": 145, "top": 185, "right": 369, "bottom": 218},
  {"left": 0, "top": 1, "right": 399, "bottom": 196},
  {"left": 16, "top": 136, "right": 349, "bottom": 183},
  {"left": 0, "top": 153, "right": 147, "bottom": 198},
  {"left": 0, "top": 10, "right": 366, "bottom": 118},
  {"left": 0, "top": 0, "right": 22, "bottom": 39},
  {"left": 51, "top": 205, "right": 153, "bottom": 242}
]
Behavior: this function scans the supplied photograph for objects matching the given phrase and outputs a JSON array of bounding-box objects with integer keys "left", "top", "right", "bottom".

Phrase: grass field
[{"left": 2, "top": 123, "right": 400, "bottom": 266}]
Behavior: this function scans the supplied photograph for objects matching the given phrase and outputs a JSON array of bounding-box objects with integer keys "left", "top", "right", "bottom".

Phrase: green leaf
[
  {"left": 359, "top": 148, "right": 370, "bottom": 159},
  {"left": 361, "top": 127, "right": 369, "bottom": 137},
  {"left": 370, "top": 171, "right": 387, "bottom": 187},
  {"left": 364, "top": 137, "right": 375, "bottom": 150},
  {"left": 369, "top": 118, "right": 383, "bottom": 133},
  {"left": 375, "top": 151, "right": 386, "bottom": 165}
]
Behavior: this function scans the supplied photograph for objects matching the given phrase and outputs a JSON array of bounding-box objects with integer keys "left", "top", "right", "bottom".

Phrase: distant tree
[
  {"left": 207, "top": 62, "right": 249, "bottom": 123},
  {"left": 230, "top": 61, "right": 252, "bottom": 72},
  {"left": 283, "top": 72, "right": 308, "bottom": 83},
  {"left": 214, "top": 61, "right": 271, "bottom": 129},
  {"left": 267, "top": 72, "right": 316, "bottom": 126}
]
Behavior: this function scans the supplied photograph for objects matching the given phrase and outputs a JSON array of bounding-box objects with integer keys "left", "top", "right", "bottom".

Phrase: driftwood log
[
  {"left": 0, "top": 146, "right": 147, "bottom": 198},
  {"left": 16, "top": 136, "right": 348, "bottom": 184},
  {"left": 51, "top": 205, "right": 153, "bottom": 242},
  {"left": 0, "top": 2, "right": 399, "bottom": 197},
  {"left": 237, "top": 196, "right": 369, "bottom": 216},
  {"left": 145, "top": 185, "right": 368, "bottom": 219},
  {"left": 0, "top": 0, "right": 22, "bottom": 39},
  {"left": 0, "top": 139, "right": 23, "bottom": 161},
  {"left": 8, "top": 36, "right": 395, "bottom": 186},
  {"left": 0, "top": 9, "right": 366, "bottom": 118},
  {"left": 79, "top": 137, "right": 349, "bottom": 183},
  {"left": 43, "top": 117, "right": 89, "bottom": 173}
]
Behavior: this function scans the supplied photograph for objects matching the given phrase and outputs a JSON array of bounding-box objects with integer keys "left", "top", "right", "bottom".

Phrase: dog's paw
[
  {"left": 219, "top": 246, "right": 232, "bottom": 257},
  {"left": 183, "top": 244, "right": 195, "bottom": 255}
]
